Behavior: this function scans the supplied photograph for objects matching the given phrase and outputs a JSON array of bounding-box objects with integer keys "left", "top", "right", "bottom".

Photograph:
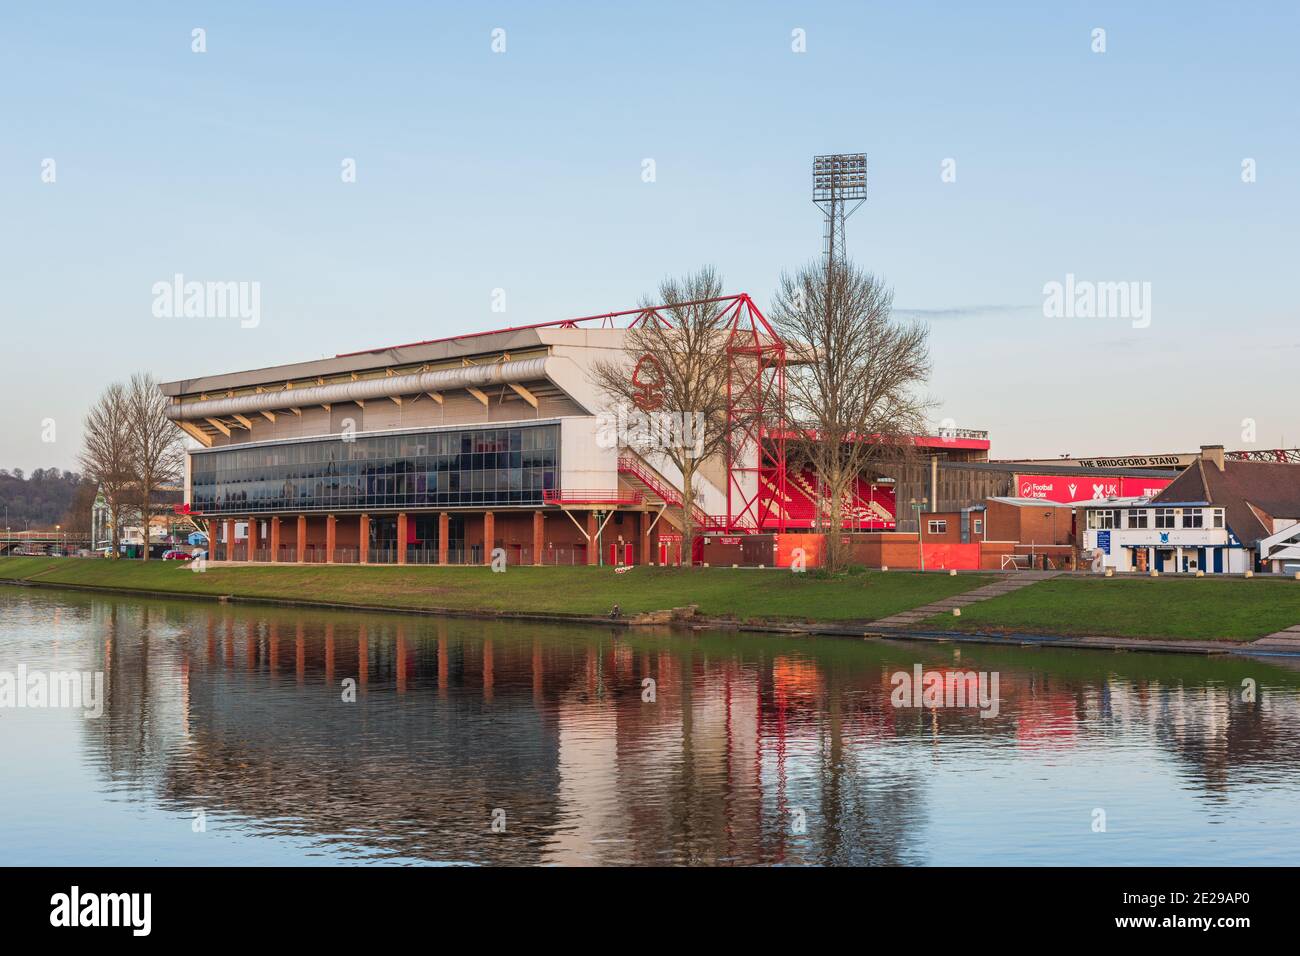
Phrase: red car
[{"left": 161, "top": 550, "right": 194, "bottom": 560}]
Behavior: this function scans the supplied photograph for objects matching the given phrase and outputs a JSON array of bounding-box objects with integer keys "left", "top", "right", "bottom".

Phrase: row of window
[
  {"left": 926, "top": 519, "right": 983, "bottom": 535},
  {"left": 191, "top": 426, "right": 557, "bottom": 475},
  {"left": 192, "top": 425, "right": 560, "bottom": 514},
  {"left": 197, "top": 451, "right": 556, "bottom": 484},
  {"left": 1087, "top": 507, "right": 1226, "bottom": 531}
]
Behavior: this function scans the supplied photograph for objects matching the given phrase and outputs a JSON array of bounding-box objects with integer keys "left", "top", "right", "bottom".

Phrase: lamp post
[{"left": 910, "top": 497, "right": 929, "bottom": 572}]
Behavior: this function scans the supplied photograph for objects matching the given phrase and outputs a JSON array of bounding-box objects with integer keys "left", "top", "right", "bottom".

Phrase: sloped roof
[{"left": 1153, "top": 460, "right": 1300, "bottom": 544}]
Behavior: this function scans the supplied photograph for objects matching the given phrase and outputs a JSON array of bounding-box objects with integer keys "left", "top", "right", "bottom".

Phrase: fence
[{"left": 208, "top": 544, "right": 602, "bottom": 567}]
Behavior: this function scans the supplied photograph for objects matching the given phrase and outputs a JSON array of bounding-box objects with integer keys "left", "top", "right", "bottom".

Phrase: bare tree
[
  {"left": 590, "top": 267, "right": 745, "bottom": 566},
  {"left": 770, "top": 258, "right": 933, "bottom": 572},
  {"left": 127, "top": 372, "right": 184, "bottom": 561},
  {"left": 79, "top": 383, "right": 134, "bottom": 559}
]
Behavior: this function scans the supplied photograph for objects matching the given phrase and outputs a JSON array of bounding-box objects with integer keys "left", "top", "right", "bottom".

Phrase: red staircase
[{"left": 617, "top": 455, "right": 728, "bottom": 532}]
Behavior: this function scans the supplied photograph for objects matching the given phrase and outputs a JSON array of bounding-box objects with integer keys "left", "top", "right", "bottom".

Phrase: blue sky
[{"left": 2, "top": 1, "right": 1297, "bottom": 472}]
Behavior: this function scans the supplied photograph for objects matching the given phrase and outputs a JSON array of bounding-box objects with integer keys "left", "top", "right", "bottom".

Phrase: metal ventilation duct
[{"left": 166, "top": 358, "right": 550, "bottom": 421}]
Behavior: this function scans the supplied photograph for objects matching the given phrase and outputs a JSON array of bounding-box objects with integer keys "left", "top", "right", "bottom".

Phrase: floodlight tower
[{"left": 812, "top": 153, "right": 868, "bottom": 266}]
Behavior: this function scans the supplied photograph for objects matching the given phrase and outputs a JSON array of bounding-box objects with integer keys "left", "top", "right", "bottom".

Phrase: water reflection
[{"left": 4, "top": 588, "right": 1300, "bottom": 865}]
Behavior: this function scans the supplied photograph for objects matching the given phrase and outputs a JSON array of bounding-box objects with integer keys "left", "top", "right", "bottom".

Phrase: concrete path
[
  {"left": 1249, "top": 624, "right": 1300, "bottom": 653},
  {"left": 867, "top": 571, "right": 1061, "bottom": 628}
]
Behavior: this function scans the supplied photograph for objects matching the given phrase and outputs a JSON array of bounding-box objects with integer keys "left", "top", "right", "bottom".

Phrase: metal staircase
[{"left": 617, "top": 453, "right": 727, "bottom": 533}]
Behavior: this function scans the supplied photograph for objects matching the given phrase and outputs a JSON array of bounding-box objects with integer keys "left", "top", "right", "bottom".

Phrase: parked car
[{"left": 161, "top": 550, "right": 194, "bottom": 560}]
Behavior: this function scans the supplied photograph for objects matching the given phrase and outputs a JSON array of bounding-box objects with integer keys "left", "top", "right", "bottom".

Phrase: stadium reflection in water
[{"left": 4, "top": 587, "right": 1300, "bottom": 866}]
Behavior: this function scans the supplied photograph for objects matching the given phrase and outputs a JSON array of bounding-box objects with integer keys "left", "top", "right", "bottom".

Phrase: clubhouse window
[{"left": 1087, "top": 509, "right": 1119, "bottom": 530}]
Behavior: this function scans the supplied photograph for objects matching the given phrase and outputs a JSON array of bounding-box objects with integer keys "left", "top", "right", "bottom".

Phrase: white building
[{"left": 1080, "top": 445, "right": 1300, "bottom": 574}]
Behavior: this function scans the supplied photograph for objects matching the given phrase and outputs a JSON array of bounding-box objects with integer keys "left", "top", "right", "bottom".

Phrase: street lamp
[{"left": 910, "top": 497, "right": 929, "bottom": 572}]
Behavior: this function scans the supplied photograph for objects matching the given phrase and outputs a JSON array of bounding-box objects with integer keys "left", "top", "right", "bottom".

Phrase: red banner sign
[{"left": 1015, "top": 474, "right": 1172, "bottom": 503}]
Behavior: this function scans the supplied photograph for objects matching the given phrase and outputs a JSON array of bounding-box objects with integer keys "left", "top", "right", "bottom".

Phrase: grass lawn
[
  {"left": 921, "top": 576, "right": 1300, "bottom": 641},
  {"left": 0, "top": 557, "right": 990, "bottom": 623}
]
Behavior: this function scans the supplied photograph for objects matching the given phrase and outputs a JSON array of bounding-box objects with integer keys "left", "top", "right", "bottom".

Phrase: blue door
[{"left": 1213, "top": 549, "right": 1224, "bottom": 573}]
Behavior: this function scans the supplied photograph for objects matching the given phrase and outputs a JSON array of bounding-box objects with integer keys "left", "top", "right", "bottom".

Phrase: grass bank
[
  {"left": 0, "top": 557, "right": 989, "bottom": 624},
  {"left": 921, "top": 576, "right": 1300, "bottom": 641}
]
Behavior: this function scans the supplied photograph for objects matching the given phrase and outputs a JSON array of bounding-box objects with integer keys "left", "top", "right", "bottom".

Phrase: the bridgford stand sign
[
  {"left": 1073, "top": 455, "right": 1190, "bottom": 469},
  {"left": 1012, "top": 454, "right": 1194, "bottom": 469}
]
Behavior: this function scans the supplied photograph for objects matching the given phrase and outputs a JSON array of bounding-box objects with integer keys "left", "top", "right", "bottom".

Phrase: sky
[{"left": 2, "top": 1, "right": 1297, "bottom": 474}]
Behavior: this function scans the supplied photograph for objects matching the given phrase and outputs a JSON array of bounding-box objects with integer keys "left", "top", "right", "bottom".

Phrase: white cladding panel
[{"left": 560, "top": 418, "right": 618, "bottom": 492}]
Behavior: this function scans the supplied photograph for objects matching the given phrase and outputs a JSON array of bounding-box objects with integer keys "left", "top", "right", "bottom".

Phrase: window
[
  {"left": 927, "top": 520, "right": 947, "bottom": 534},
  {"left": 973, "top": 518, "right": 983, "bottom": 535},
  {"left": 1212, "top": 509, "right": 1224, "bottom": 528},
  {"left": 191, "top": 423, "right": 559, "bottom": 514},
  {"left": 1128, "top": 509, "right": 1149, "bottom": 529},
  {"left": 1087, "top": 509, "right": 1119, "bottom": 530},
  {"left": 1154, "top": 508, "right": 1176, "bottom": 529},
  {"left": 1182, "top": 509, "right": 1204, "bottom": 529}
]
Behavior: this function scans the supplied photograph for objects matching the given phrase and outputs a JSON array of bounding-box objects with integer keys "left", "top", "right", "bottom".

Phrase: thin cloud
[{"left": 894, "top": 304, "right": 1038, "bottom": 320}]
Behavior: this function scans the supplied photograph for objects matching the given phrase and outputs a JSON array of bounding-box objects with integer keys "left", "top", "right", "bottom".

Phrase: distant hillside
[{"left": 0, "top": 468, "right": 93, "bottom": 531}]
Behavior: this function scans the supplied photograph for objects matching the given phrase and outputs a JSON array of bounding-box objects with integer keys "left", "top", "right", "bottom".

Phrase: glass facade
[{"left": 191, "top": 425, "right": 559, "bottom": 515}]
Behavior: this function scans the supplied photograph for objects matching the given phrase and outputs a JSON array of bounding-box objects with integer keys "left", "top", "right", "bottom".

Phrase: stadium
[
  {"left": 163, "top": 290, "right": 1298, "bottom": 570},
  {"left": 161, "top": 293, "right": 1004, "bottom": 566}
]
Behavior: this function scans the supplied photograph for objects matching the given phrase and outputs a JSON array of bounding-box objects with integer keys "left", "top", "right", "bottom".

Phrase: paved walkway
[
  {"left": 868, "top": 571, "right": 1061, "bottom": 628},
  {"left": 1250, "top": 624, "right": 1300, "bottom": 653}
]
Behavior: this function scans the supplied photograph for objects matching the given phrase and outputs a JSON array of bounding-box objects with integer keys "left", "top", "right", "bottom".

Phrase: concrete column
[
  {"left": 640, "top": 513, "right": 652, "bottom": 565},
  {"left": 296, "top": 514, "right": 306, "bottom": 563},
  {"left": 326, "top": 514, "right": 337, "bottom": 563},
  {"left": 359, "top": 514, "right": 370, "bottom": 564},
  {"left": 586, "top": 511, "right": 599, "bottom": 566},
  {"left": 396, "top": 513, "right": 408, "bottom": 565},
  {"left": 438, "top": 512, "right": 449, "bottom": 565},
  {"left": 483, "top": 511, "right": 495, "bottom": 566},
  {"left": 269, "top": 516, "right": 281, "bottom": 562},
  {"left": 247, "top": 517, "right": 259, "bottom": 561},
  {"left": 532, "top": 511, "right": 544, "bottom": 566}
]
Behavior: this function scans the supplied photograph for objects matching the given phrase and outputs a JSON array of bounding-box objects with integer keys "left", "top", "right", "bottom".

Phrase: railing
[
  {"left": 617, "top": 455, "right": 723, "bottom": 529},
  {"left": 543, "top": 489, "right": 644, "bottom": 506},
  {"left": 191, "top": 542, "right": 612, "bottom": 566},
  {"left": 933, "top": 427, "right": 990, "bottom": 441}
]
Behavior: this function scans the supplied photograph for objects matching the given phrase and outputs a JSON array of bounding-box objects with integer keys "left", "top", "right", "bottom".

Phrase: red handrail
[
  {"left": 543, "top": 489, "right": 644, "bottom": 506},
  {"left": 616, "top": 456, "right": 728, "bottom": 530}
]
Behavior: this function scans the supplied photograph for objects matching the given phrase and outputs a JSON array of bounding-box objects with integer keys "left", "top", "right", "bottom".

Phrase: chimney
[{"left": 1200, "top": 444, "right": 1225, "bottom": 471}]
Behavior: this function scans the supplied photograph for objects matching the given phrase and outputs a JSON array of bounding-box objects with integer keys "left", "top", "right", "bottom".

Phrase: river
[{"left": 2, "top": 586, "right": 1299, "bottom": 866}]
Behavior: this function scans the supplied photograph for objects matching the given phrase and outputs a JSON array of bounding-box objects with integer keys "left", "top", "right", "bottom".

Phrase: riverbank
[
  {"left": 0, "top": 557, "right": 988, "bottom": 624},
  {"left": 919, "top": 575, "right": 1300, "bottom": 641},
  {"left": 3, "top": 557, "right": 1298, "bottom": 650}
]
